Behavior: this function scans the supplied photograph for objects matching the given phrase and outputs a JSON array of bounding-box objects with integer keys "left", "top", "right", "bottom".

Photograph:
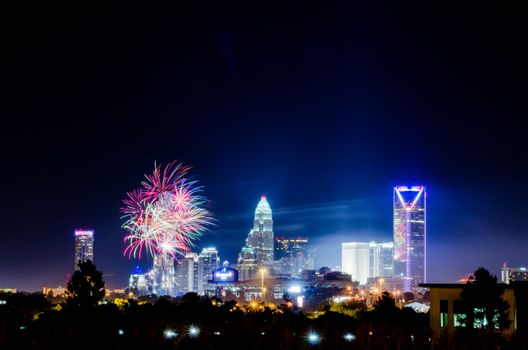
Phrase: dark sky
[{"left": 1, "top": 1, "right": 527, "bottom": 291}]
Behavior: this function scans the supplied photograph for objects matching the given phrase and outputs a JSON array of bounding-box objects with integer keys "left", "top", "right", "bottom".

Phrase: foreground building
[
  {"left": 393, "top": 185, "right": 426, "bottom": 291},
  {"left": 423, "top": 282, "right": 528, "bottom": 337}
]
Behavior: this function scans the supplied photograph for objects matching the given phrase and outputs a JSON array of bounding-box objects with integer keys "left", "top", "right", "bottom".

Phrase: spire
[{"left": 255, "top": 195, "right": 272, "bottom": 215}]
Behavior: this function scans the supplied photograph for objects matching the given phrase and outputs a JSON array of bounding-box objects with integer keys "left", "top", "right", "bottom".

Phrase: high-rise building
[
  {"left": 237, "top": 245, "right": 257, "bottom": 281},
  {"left": 501, "top": 263, "right": 528, "bottom": 284},
  {"left": 342, "top": 242, "right": 370, "bottom": 285},
  {"left": 246, "top": 196, "right": 274, "bottom": 267},
  {"left": 199, "top": 247, "right": 219, "bottom": 293},
  {"left": 393, "top": 185, "right": 426, "bottom": 291},
  {"left": 128, "top": 266, "right": 148, "bottom": 296},
  {"left": 175, "top": 252, "right": 203, "bottom": 294},
  {"left": 74, "top": 229, "right": 94, "bottom": 270},
  {"left": 153, "top": 253, "right": 176, "bottom": 296},
  {"left": 275, "top": 237, "right": 311, "bottom": 277},
  {"left": 342, "top": 241, "right": 394, "bottom": 285},
  {"left": 369, "top": 241, "right": 394, "bottom": 278}
]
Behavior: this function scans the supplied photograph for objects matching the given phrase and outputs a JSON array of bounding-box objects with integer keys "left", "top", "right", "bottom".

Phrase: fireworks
[{"left": 121, "top": 162, "right": 213, "bottom": 259}]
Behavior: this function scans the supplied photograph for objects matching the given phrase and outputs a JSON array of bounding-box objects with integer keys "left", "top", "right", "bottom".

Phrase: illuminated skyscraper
[
  {"left": 275, "top": 237, "right": 311, "bottom": 277},
  {"left": 237, "top": 245, "right": 257, "bottom": 281},
  {"left": 74, "top": 229, "right": 94, "bottom": 270},
  {"left": 341, "top": 242, "right": 370, "bottom": 285},
  {"left": 246, "top": 196, "right": 274, "bottom": 266},
  {"left": 393, "top": 185, "right": 426, "bottom": 291},
  {"left": 153, "top": 253, "right": 176, "bottom": 296},
  {"left": 199, "top": 247, "right": 219, "bottom": 293},
  {"left": 369, "top": 241, "right": 394, "bottom": 278},
  {"left": 175, "top": 252, "right": 203, "bottom": 294}
]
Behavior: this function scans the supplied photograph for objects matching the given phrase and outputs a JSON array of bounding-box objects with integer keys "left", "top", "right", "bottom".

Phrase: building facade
[
  {"left": 175, "top": 252, "right": 203, "bottom": 294},
  {"left": 393, "top": 185, "right": 426, "bottom": 291},
  {"left": 199, "top": 247, "right": 220, "bottom": 292},
  {"left": 153, "top": 253, "right": 176, "bottom": 296},
  {"left": 275, "top": 237, "right": 312, "bottom": 277},
  {"left": 245, "top": 196, "right": 274, "bottom": 267},
  {"left": 501, "top": 263, "right": 528, "bottom": 284},
  {"left": 74, "top": 229, "right": 94, "bottom": 270},
  {"left": 342, "top": 242, "right": 370, "bottom": 285},
  {"left": 369, "top": 241, "right": 394, "bottom": 278},
  {"left": 238, "top": 245, "right": 257, "bottom": 281}
]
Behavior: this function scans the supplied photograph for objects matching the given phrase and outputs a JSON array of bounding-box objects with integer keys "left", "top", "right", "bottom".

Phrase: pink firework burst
[{"left": 120, "top": 162, "right": 213, "bottom": 259}]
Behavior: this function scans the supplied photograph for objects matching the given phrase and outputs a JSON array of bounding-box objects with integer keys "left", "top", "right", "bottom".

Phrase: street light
[{"left": 259, "top": 268, "right": 267, "bottom": 303}]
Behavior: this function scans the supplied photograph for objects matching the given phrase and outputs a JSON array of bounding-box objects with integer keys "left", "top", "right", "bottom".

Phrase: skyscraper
[
  {"left": 341, "top": 242, "right": 370, "bottom": 285},
  {"left": 74, "top": 229, "right": 94, "bottom": 270},
  {"left": 175, "top": 252, "right": 203, "bottom": 294},
  {"left": 275, "top": 237, "right": 311, "bottom": 277},
  {"left": 199, "top": 247, "right": 219, "bottom": 293},
  {"left": 369, "top": 241, "right": 394, "bottom": 278},
  {"left": 393, "top": 185, "right": 426, "bottom": 291},
  {"left": 153, "top": 253, "right": 176, "bottom": 296},
  {"left": 246, "top": 195, "right": 274, "bottom": 267},
  {"left": 237, "top": 245, "right": 257, "bottom": 281}
]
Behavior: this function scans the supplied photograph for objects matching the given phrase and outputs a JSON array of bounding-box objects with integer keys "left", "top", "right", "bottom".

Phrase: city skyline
[{"left": 1, "top": 2, "right": 527, "bottom": 292}]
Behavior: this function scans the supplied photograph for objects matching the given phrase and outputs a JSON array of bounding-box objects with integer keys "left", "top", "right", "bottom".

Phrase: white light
[
  {"left": 187, "top": 325, "right": 200, "bottom": 338},
  {"left": 344, "top": 333, "right": 356, "bottom": 341},
  {"left": 296, "top": 295, "right": 304, "bottom": 308},
  {"left": 288, "top": 285, "right": 301, "bottom": 293},
  {"left": 118, "top": 329, "right": 124, "bottom": 335},
  {"left": 214, "top": 331, "right": 221, "bottom": 335},
  {"left": 164, "top": 329, "right": 177, "bottom": 339},
  {"left": 306, "top": 331, "right": 321, "bottom": 345}
]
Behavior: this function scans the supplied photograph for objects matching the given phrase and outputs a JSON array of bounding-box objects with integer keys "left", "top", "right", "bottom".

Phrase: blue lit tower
[
  {"left": 393, "top": 186, "right": 426, "bottom": 291},
  {"left": 74, "top": 229, "right": 94, "bottom": 270},
  {"left": 246, "top": 195, "right": 274, "bottom": 267}
]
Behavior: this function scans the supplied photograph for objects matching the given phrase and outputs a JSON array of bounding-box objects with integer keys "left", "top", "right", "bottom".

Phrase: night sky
[{"left": 1, "top": 2, "right": 527, "bottom": 291}]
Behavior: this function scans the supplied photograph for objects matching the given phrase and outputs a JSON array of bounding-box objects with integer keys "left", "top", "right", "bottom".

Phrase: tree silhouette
[
  {"left": 66, "top": 259, "right": 106, "bottom": 308},
  {"left": 460, "top": 267, "right": 510, "bottom": 330}
]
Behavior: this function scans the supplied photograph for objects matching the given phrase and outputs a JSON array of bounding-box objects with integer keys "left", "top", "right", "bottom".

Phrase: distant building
[
  {"left": 501, "top": 263, "right": 528, "bottom": 284},
  {"left": 43, "top": 286, "right": 66, "bottom": 297},
  {"left": 199, "top": 247, "right": 220, "bottom": 293},
  {"left": 153, "top": 253, "right": 176, "bottom": 296},
  {"left": 246, "top": 196, "right": 274, "bottom": 267},
  {"left": 0, "top": 288, "right": 17, "bottom": 294},
  {"left": 342, "top": 242, "right": 370, "bottom": 285},
  {"left": 369, "top": 241, "right": 394, "bottom": 278},
  {"left": 74, "top": 229, "right": 94, "bottom": 270},
  {"left": 393, "top": 185, "right": 426, "bottom": 291},
  {"left": 238, "top": 245, "right": 257, "bottom": 281},
  {"left": 128, "top": 266, "right": 148, "bottom": 296},
  {"left": 275, "top": 237, "right": 312, "bottom": 277},
  {"left": 175, "top": 252, "right": 203, "bottom": 294},
  {"left": 342, "top": 241, "right": 394, "bottom": 285}
]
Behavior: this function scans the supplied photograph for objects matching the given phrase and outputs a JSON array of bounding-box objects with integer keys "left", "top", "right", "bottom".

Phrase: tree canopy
[
  {"left": 66, "top": 259, "right": 106, "bottom": 308},
  {"left": 460, "top": 267, "right": 510, "bottom": 330}
]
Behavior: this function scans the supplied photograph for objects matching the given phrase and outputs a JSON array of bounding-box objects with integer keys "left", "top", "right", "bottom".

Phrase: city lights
[
  {"left": 163, "top": 329, "right": 177, "bottom": 339},
  {"left": 187, "top": 325, "right": 200, "bottom": 338},
  {"left": 343, "top": 333, "right": 356, "bottom": 342},
  {"left": 305, "top": 331, "right": 321, "bottom": 345}
]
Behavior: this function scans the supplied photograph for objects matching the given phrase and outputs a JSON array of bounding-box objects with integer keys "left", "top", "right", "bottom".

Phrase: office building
[
  {"left": 275, "top": 237, "right": 311, "bottom": 277},
  {"left": 74, "top": 229, "right": 94, "bottom": 270},
  {"left": 369, "top": 241, "right": 394, "bottom": 278},
  {"left": 152, "top": 253, "right": 176, "bottom": 296},
  {"left": 245, "top": 195, "right": 274, "bottom": 266},
  {"left": 393, "top": 185, "right": 426, "bottom": 291},
  {"left": 175, "top": 252, "right": 203, "bottom": 294},
  {"left": 342, "top": 242, "right": 370, "bottom": 285},
  {"left": 501, "top": 263, "right": 528, "bottom": 284},
  {"left": 237, "top": 245, "right": 257, "bottom": 281},
  {"left": 199, "top": 247, "right": 220, "bottom": 292}
]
